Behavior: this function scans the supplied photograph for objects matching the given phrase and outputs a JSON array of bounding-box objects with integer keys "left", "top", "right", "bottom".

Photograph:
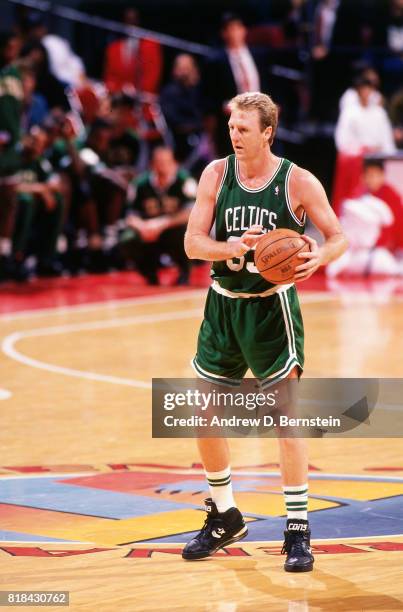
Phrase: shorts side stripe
[
  {"left": 261, "top": 358, "right": 301, "bottom": 388},
  {"left": 279, "top": 291, "right": 295, "bottom": 359},
  {"left": 191, "top": 358, "right": 241, "bottom": 387},
  {"left": 260, "top": 289, "right": 301, "bottom": 386},
  {"left": 282, "top": 289, "right": 296, "bottom": 356}
]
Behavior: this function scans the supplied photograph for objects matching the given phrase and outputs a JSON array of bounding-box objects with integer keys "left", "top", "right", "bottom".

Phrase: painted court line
[
  {"left": 0, "top": 534, "right": 401, "bottom": 545},
  {"left": 0, "top": 289, "right": 207, "bottom": 322},
  {"left": 0, "top": 289, "right": 378, "bottom": 391},
  {"left": 0, "top": 289, "right": 334, "bottom": 323},
  {"left": 1, "top": 308, "right": 202, "bottom": 389}
]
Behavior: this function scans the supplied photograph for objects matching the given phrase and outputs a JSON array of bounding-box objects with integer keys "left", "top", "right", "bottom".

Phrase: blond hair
[{"left": 228, "top": 91, "right": 278, "bottom": 145}]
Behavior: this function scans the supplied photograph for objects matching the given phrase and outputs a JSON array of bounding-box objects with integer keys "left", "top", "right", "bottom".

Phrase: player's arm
[
  {"left": 290, "top": 167, "right": 348, "bottom": 281},
  {"left": 185, "top": 160, "right": 264, "bottom": 261}
]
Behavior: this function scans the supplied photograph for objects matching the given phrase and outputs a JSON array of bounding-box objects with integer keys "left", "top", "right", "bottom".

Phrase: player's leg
[
  {"left": 197, "top": 437, "right": 235, "bottom": 511},
  {"left": 279, "top": 367, "right": 313, "bottom": 572},
  {"left": 182, "top": 290, "right": 248, "bottom": 560},
  {"left": 241, "top": 287, "right": 313, "bottom": 571},
  {"left": 183, "top": 437, "right": 248, "bottom": 561}
]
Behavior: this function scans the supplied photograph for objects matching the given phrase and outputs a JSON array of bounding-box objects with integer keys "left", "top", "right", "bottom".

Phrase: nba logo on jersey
[{"left": 274, "top": 185, "right": 279, "bottom": 196}]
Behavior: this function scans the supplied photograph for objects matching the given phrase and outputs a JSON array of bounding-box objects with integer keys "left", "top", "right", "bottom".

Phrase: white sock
[
  {"left": 283, "top": 483, "right": 308, "bottom": 521},
  {"left": 205, "top": 466, "right": 236, "bottom": 513}
]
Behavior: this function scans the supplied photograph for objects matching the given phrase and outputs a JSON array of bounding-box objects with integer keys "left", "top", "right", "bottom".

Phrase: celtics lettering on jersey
[{"left": 212, "top": 155, "right": 305, "bottom": 294}]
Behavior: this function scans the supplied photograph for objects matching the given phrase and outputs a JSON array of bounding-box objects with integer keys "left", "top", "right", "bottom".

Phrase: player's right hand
[{"left": 229, "top": 225, "right": 265, "bottom": 257}]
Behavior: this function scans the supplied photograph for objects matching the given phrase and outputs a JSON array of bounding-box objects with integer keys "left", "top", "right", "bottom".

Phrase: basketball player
[{"left": 182, "top": 92, "right": 347, "bottom": 571}]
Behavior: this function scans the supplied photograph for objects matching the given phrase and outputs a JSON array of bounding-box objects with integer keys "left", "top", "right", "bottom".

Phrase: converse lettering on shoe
[
  {"left": 182, "top": 498, "right": 248, "bottom": 560},
  {"left": 282, "top": 518, "right": 314, "bottom": 572}
]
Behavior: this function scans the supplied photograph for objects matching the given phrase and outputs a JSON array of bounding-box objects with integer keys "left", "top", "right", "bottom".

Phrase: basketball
[{"left": 254, "top": 228, "right": 310, "bottom": 284}]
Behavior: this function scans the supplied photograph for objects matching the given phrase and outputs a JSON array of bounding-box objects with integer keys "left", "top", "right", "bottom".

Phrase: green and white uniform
[
  {"left": 0, "top": 64, "right": 23, "bottom": 178},
  {"left": 193, "top": 154, "right": 305, "bottom": 387}
]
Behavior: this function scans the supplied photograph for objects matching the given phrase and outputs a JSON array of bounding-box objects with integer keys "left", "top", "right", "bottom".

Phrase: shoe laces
[
  {"left": 281, "top": 531, "right": 307, "bottom": 555},
  {"left": 199, "top": 513, "right": 220, "bottom": 538}
]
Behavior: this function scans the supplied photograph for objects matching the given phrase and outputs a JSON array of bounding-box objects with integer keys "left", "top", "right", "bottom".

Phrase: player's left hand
[{"left": 293, "top": 235, "right": 322, "bottom": 282}]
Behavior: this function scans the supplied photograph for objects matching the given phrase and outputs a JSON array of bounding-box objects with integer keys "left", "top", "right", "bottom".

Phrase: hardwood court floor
[{"left": 0, "top": 274, "right": 402, "bottom": 611}]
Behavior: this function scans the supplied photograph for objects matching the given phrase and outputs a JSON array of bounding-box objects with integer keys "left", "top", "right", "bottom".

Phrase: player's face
[{"left": 228, "top": 109, "right": 271, "bottom": 160}]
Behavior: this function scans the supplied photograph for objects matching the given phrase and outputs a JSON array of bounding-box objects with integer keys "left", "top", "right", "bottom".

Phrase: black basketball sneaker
[
  {"left": 281, "top": 519, "right": 314, "bottom": 572},
  {"left": 182, "top": 498, "right": 248, "bottom": 560}
]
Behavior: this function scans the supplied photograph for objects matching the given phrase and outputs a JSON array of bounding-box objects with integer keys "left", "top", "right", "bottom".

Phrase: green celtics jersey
[
  {"left": 0, "top": 64, "right": 23, "bottom": 176},
  {"left": 211, "top": 154, "right": 306, "bottom": 294}
]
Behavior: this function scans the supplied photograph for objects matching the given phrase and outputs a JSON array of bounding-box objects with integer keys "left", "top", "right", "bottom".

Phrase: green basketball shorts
[{"left": 192, "top": 285, "right": 304, "bottom": 387}]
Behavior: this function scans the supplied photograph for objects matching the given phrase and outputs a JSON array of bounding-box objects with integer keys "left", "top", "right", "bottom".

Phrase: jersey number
[{"left": 226, "top": 236, "right": 259, "bottom": 273}]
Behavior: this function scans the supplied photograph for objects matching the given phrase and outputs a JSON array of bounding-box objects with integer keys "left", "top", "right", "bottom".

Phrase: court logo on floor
[{"left": 0, "top": 464, "right": 402, "bottom": 549}]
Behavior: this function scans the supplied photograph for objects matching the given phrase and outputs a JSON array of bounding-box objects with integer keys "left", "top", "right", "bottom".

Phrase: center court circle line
[
  {"left": 1, "top": 308, "right": 203, "bottom": 389},
  {"left": 0, "top": 291, "right": 334, "bottom": 389}
]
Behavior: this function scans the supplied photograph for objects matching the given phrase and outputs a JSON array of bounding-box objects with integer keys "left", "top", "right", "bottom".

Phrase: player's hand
[
  {"left": 293, "top": 235, "right": 322, "bottom": 282},
  {"left": 229, "top": 225, "right": 265, "bottom": 258}
]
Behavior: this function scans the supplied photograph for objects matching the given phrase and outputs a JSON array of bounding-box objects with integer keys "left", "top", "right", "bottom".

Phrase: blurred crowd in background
[{"left": 1, "top": 0, "right": 403, "bottom": 284}]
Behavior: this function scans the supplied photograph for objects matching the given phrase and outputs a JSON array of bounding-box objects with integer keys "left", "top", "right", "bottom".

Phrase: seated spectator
[
  {"left": 20, "top": 65, "right": 48, "bottom": 131},
  {"left": 327, "top": 159, "right": 403, "bottom": 277},
  {"left": 160, "top": 54, "right": 205, "bottom": 164},
  {"left": 40, "top": 110, "right": 91, "bottom": 274},
  {"left": 120, "top": 146, "right": 196, "bottom": 285},
  {"left": 109, "top": 93, "right": 140, "bottom": 175},
  {"left": 360, "top": 159, "right": 403, "bottom": 254},
  {"left": 389, "top": 87, "right": 403, "bottom": 148},
  {"left": 77, "top": 119, "right": 128, "bottom": 272},
  {"left": 23, "top": 12, "right": 86, "bottom": 87},
  {"left": 0, "top": 31, "right": 23, "bottom": 282},
  {"left": 20, "top": 41, "right": 70, "bottom": 110},
  {"left": 339, "top": 67, "right": 383, "bottom": 110},
  {"left": 103, "top": 8, "right": 162, "bottom": 95},
  {"left": 326, "top": 194, "right": 401, "bottom": 277},
  {"left": 332, "top": 77, "right": 396, "bottom": 213},
  {"left": 12, "top": 127, "right": 65, "bottom": 279},
  {"left": 335, "top": 78, "right": 396, "bottom": 155}
]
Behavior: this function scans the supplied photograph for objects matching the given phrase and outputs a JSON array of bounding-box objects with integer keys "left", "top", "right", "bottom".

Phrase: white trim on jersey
[
  {"left": 235, "top": 157, "right": 284, "bottom": 193},
  {"left": 215, "top": 157, "right": 229, "bottom": 204},
  {"left": 285, "top": 163, "right": 306, "bottom": 227}
]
